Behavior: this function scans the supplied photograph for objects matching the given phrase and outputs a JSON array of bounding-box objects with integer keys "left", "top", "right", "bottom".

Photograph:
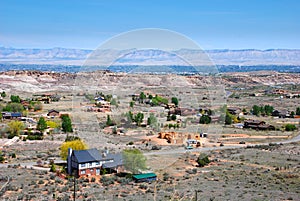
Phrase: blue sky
[{"left": 0, "top": 0, "right": 299, "bottom": 49}]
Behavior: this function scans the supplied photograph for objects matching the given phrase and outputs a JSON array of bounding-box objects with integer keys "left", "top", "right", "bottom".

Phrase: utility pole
[
  {"left": 195, "top": 190, "right": 201, "bottom": 201},
  {"left": 73, "top": 170, "right": 76, "bottom": 201}
]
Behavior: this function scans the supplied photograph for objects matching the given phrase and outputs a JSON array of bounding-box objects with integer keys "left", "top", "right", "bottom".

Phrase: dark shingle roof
[
  {"left": 102, "top": 153, "right": 123, "bottom": 168},
  {"left": 72, "top": 149, "right": 124, "bottom": 168},
  {"left": 73, "top": 148, "right": 102, "bottom": 163}
]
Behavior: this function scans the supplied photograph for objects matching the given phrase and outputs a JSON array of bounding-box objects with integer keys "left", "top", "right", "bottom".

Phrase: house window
[
  {"left": 80, "top": 170, "right": 86, "bottom": 175},
  {"left": 89, "top": 162, "right": 93, "bottom": 167},
  {"left": 95, "top": 162, "right": 100, "bottom": 166},
  {"left": 80, "top": 164, "right": 86, "bottom": 168}
]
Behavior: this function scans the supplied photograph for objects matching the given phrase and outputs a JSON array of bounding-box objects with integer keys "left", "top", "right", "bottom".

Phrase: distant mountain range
[{"left": 1, "top": 47, "right": 300, "bottom": 66}]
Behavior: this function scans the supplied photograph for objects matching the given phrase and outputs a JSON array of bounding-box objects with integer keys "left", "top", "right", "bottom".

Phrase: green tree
[
  {"left": 37, "top": 117, "right": 47, "bottom": 132},
  {"left": 110, "top": 98, "right": 118, "bottom": 106},
  {"left": 225, "top": 113, "right": 233, "bottom": 125},
  {"left": 1, "top": 91, "right": 6, "bottom": 98},
  {"left": 285, "top": 124, "right": 297, "bottom": 131},
  {"left": 3, "top": 103, "right": 24, "bottom": 112},
  {"left": 296, "top": 107, "right": 300, "bottom": 115},
  {"left": 171, "top": 97, "right": 179, "bottom": 106},
  {"left": 0, "top": 151, "right": 4, "bottom": 163},
  {"left": 147, "top": 113, "right": 157, "bottom": 126},
  {"left": 134, "top": 112, "right": 144, "bottom": 126},
  {"left": 130, "top": 101, "right": 134, "bottom": 108},
  {"left": 171, "top": 114, "right": 177, "bottom": 121},
  {"left": 10, "top": 95, "right": 21, "bottom": 103},
  {"left": 290, "top": 111, "right": 295, "bottom": 118},
  {"left": 126, "top": 111, "right": 134, "bottom": 123},
  {"left": 122, "top": 149, "right": 147, "bottom": 174},
  {"left": 219, "top": 104, "right": 228, "bottom": 114},
  {"left": 139, "top": 92, "right": 146, "bottom": 103},
  {"left": 60, "top": 139, "right": 87, "bottom": 160},
  {"left": 252, "top": 105, "right": 261, "bottom": 116},
  {"left": 264, "top": 105, "right": 274, "bottom": 116},
  {"left": 8, "top": 120, "right": 24, "bottom": 137},
  {"left": 33, "top": 101, "right": 43, "bottom": 111},
  {"left": 106, "top": 115, "right": 115, "bottom": 126},
  {"left": 199, "top": 115, "right": 211, "bottom": 124},
  {"left": 61, "top": 114, "right": 73, "bottom": 133}
]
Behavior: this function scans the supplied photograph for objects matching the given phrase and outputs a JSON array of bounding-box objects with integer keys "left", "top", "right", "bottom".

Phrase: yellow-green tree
[
  {"left": 122, "top": 148, "right": 147, "bottom": 174},
  {"left": 60, "top": 140, "right": 88, "bottom": 160},
  {"left": 46, "top": 120, "right": 60, "bottom": 128},
  {"left": 8, "top": 120, "right": 24, "bottom": 137}
]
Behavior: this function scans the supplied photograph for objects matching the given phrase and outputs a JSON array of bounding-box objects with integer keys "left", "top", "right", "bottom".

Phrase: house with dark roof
[
  {"left": 227, "top": 107, "right": 241, "bottom": 115},
  {"left": 1, "top": 112, "right": 22, "bottom": 120},
  {"left": 244, "top": 119, "right": 275, "bottom": 130},
  {"left": 67, "top": 148, "right": 123, "bottom": 177},
  {"left": 272, "top": 110, "right": 290, "bottom": 118},
  {"left": 47, "top": 109, "right": 60, "bottom": 117}
]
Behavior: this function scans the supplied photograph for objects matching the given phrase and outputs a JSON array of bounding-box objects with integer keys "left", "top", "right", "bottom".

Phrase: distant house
[
  {"left": 47, "top": 109, "right": 60, "bottom": 117},
  {"left": 1, "top": 112, "right": 22, "bottom": 120},
  {"left": 67, "top": 148, "right": 123, "bottom": 177},
  {"left": 50, "top": 94, "right": 61, "bottom": 102},
  {"left": 21, "top": 100, "right": 30, "bottom": 108},
  {"left": 272, "top": 110, "right": 290, "bottom": 118},
  {"left": 38, "top": 94, "right": 52, "bottom": 104},
  {"left": 227, "top": 107, "right": 241, "bottom": 115},
  {"left": 95, "top": 100, "right": 111, "bottom": 112},
  {"left": 166, "top": 103, "right": 176, "bottom": 109},
  {"left": 132, "top": 173, "right": 157, "bottom": 183},
  {"left": 244, "top": 119, "right": 275, "bottom": 130},
  {"left": 178, "top": 108, "right": 196, "bottom": 116}
]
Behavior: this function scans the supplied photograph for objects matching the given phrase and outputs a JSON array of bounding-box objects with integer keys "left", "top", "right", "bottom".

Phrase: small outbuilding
[{"left": 132, "top": 173, "right": 157, "bottom": 183}]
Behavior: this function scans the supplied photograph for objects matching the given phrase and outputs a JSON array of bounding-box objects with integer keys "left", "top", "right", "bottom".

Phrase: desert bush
[
  {"left": 100, "top": 176, "right": 115, "bottom": 186},
  {"left": 55, "top": 177, "right": 63, "bottom": 184},
  {"left": 139, "top": 184, "right": 148, "bottom": 189},
  {"left": 163, "top": 172, "right": 170, "bottom": 181},
  {"left": 116, "top": 177, "right": 131, "bottom": 184},
  {"left": 197, "top": 154, "right": 210, "bottom": 167},
  {"left": 49, "top": 174, "right": 55, "bottom": 180},
  {"left": 38, "top": 180, "right": 45, "bottom": 184}
]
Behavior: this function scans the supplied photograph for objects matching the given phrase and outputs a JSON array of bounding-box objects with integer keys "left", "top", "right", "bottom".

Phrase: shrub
[
  {"left": 197, "top": 154, "right": 210, "bottom": 167},
  {"left": 50, "top": 164, "right": 56, "bottom": 172},
  {"left": 163, "top": 172, "right": 170, "bottom": 181},
  {"left": 285, "top": 124, "right": 297, "bottom": 131},
  {"left": 38, "top": 180, "right": 45, "bottom": 184},
  {"left": 199, "top": 115, "right": 211, "bottom": 124}
]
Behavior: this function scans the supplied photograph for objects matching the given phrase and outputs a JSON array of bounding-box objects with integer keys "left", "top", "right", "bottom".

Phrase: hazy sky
[{"left": 0, "top": 0, "right": 299, "bottom": 49}]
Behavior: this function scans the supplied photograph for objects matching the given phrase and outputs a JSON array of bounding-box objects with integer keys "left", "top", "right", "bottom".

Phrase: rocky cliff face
[{"left": 0, "top": 70, "right": 299, "bottom": 94}]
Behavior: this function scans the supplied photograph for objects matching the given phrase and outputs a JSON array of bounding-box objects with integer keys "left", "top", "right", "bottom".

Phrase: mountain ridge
[{"left": 1, "top": 47, "right": 300, "bottom": 66}]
